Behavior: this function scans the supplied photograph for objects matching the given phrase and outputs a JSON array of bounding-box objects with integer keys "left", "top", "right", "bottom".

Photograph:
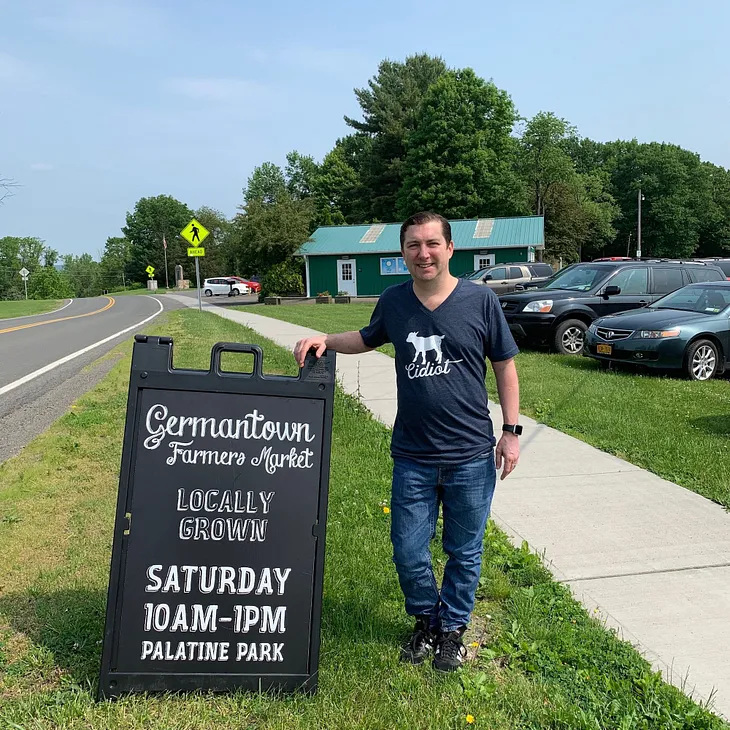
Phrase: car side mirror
[
  {"left": 603, "top": 285, "right": 621, "bottom": 298},
  {"left": 484, "top": 274, "right": 493, "bottom": 281}
]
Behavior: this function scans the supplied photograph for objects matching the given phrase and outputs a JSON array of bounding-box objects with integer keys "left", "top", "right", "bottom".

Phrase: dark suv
[
  {"left": 499, "top": 260, "right": 726, "bottom": 355},
  {"left": 694, "top": 258, "right": 730, "bottom": 279}
]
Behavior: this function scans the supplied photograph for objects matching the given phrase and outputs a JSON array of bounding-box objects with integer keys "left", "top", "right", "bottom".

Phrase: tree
[
  {"left": 518, "top": 112, "right": 578, "bottom": 217},
  {"left": 27, "top": 266, "right": 73, "bottom": 300},
  {"left": 345, "top": 54, "right": 447, "bottom": 221},
  {"left": 697, "top": 163, "right": 730, "bottom": 256},
  {"left": 62, "top": 253, "right": 102, "bottom": 298},
  {"left": 397, "top": 68, "right": 526, "bottom": 220},
  {"left": 0, "top": 236, "right": 52, "bottom": 299},
  {"left": 243, "top": 162, "right": 287, "bottom": 205},
  {"left": 285, "top": 151, "right": 319, "bottom": 201},
  {"left": 99, "top": 236, "right": 132, "bottom": 291},
  {"left": 122, "top": 195, "right": 194, "bottom": 284}
]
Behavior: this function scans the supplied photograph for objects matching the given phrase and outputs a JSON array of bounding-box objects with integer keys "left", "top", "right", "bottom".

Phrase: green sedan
[{"left": 583, "top": 282, "right": 730, "bottom": 380}]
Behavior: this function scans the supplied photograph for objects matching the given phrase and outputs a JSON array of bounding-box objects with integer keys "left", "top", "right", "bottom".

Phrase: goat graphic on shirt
[{"left": 405, "top": 331, "right": 463, "bottom": 380}]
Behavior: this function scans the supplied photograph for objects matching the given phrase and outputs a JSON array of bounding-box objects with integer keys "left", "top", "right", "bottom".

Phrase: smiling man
[{"left": 293, "top": 211, "right": 521, "bottom": 671}]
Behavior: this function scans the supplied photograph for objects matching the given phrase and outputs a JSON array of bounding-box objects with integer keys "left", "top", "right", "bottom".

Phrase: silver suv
[{"left": 465, "top": 263, "right": 554, "bottom": 294}]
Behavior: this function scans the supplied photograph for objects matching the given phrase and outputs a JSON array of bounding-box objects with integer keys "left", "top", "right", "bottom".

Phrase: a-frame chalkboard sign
[{"left": 98, "top": 336, "right": 335, "bottom": 699}]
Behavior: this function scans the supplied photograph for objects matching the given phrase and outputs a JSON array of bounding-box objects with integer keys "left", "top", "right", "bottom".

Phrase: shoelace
[
  {"left": 436, "top": 633, "right": 466, "bottom": 661},
  {"left": 407, "top": 627, "right": 432, "bottom": 650}
]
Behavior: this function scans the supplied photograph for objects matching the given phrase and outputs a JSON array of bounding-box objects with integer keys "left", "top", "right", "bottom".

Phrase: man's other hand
[{"left": 495, "top": 432, "right": 519, "bottom": 480}]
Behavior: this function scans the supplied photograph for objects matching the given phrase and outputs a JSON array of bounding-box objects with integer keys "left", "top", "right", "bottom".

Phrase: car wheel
[
  {"left": 232, "top": 288, "right": 240, "bottom": 296},
  {"left": 204, "top": 289, "right": 213, "bottom": 297},
  {"left": 553, "top": 319, "right": 588, "bottom": 356},
  {"left": 686, "top": 339, "right": 719, "bottom": 381}
]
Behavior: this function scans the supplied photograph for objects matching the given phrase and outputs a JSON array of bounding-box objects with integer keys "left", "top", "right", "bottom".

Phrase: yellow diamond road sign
[
  {"left": 181, "top": 218, "right": 209, "bottom": 246},
  {"left": 145, "top": 265, "right": 155, "bottom": 276},
  {"left": 187, "top": 247, "right": 205, "bottom": 257}
]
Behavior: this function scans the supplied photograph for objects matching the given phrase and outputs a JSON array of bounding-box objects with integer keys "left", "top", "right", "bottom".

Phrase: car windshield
[
  {"left": 466, "top": 268, "right": 489, "bottom": 280},
  {"left": 650, "top": 286, "right": 730, "bottom": 313},
  {"left": 543, "top": 265, "right": 609, "bottom": 291}
]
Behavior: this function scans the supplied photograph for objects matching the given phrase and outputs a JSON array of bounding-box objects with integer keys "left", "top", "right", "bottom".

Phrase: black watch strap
[{"left": 502, "top": 424, "right": 523, "bottom": 436}]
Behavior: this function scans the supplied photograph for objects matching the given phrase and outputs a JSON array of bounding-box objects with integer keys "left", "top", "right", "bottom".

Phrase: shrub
[{"left": 260, "top": 260, "right": 304, "bottom": 297}]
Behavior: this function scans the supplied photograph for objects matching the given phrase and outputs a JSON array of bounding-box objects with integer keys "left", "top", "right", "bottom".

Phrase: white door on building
[
  {"left": 474, "top": 254, "right": 495, "bottom": 271},
  {"left": 337, "top": 259, "right": 357, "bottom": 296}
]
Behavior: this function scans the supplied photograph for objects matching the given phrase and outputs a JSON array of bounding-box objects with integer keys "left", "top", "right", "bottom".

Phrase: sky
[{"left": 0, "top": 0, "right": 728, "bottom": 259}]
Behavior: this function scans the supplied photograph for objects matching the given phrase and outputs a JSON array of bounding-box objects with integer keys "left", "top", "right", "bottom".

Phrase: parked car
[
  {"left": 227, "top": 275, "right": 261, "bottom": 293},
  {"left": 584, "top": 281, "right": 730, "bottom": 380},
  {"left": 202, "top": 278, "right": 250, "bottom": 296},
  {"left": 464, "top": 262, "right": 554, "bottom": 294},
  {"left": 693, "top": 258, "right": 730, "bottom": 280},
  {"left": 498, "top": 260, "right": 726, "bottom": 355}
]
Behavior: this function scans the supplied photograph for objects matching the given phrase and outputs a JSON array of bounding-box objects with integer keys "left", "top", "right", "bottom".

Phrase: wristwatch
[{"left": 502, "top": 424, "right": 523, "bottom": 436}]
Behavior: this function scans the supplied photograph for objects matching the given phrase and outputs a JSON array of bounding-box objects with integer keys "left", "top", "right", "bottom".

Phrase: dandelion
[
  {"left": 469, "top": 641, "right": 479, "bottom": 648},
  {"left": 383, "top": 506, "right": 390, "bottom": 514},
  {"left": 466, "top": 715, "right": 475, "bottom": 724}
]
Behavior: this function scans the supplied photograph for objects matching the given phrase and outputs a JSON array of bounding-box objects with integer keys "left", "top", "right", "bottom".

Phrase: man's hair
[{"left": 400, "top": 211, "right": 452, "bottom": 248}]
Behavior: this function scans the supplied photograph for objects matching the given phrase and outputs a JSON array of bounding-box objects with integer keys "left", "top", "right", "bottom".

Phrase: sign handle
[
  {"left": 195, "top": 257, "right": 202, "bottom": 312},
  {"left": 209, "top": 342, "right": 263, "bottom": 377}
]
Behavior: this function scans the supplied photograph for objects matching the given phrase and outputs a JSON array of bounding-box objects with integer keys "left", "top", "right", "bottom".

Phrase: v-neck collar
[{"left": 409, "top": 278, "right": 463, "bottom": 315}]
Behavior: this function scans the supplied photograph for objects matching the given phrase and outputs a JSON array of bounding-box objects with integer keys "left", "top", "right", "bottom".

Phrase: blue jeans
[{"left": 390, "top": 452, "right": 496, "bottom": 632}]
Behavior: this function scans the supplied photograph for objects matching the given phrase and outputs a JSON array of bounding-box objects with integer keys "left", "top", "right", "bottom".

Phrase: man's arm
[
  {"left": 294, "top": 331, "right": 372, "bottom": 367},
  {"left": 491, "top": 357, "right": 520, "bottom": 480}
]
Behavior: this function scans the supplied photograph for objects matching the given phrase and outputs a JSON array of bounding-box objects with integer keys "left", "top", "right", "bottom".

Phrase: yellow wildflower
[
  {"left": 469, "top": 641, "right": 479, "bottom": 648},
  {"left": 466, "top": 715, "right": 475, "bottom": 724},
  {"left": 383, "top": 506, "right": 390, "bottom": 514}
]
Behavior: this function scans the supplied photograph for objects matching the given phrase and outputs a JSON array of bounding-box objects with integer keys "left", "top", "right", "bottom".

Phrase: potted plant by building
[
  {"left": 264, "top": 292, "right": 282, "bottom": 305},
  {"left": 334, "top": 290, "right": 351, "bottom": 304},
  {"left": 316, "top": 291, "right": 333, "bottom": 304}
]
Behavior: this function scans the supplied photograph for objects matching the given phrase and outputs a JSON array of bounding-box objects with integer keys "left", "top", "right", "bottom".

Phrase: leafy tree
[
  {"left": 244, "top": 162, "right": 287, "bottom": 205},
  {"left": 397, "top": 68, "right": 525, "bottom": 219},
  {"left": 285, "top": 152, "right": 319, "bottom": 201},
  {"left": 27, "top": 266, "right": 73, "bottom": 300},
  {"left": 345, "top": 54, "right": 447, "bottom": 221},
  {"left": 62, "top": 253, "right": 102, "bottom": 298},
  {"left": 122, "top": 195, "right": 194, "bottom": 283},
  {"left": 0, "top": 236, "right": 53, "bottom": 299},
  {"left": 697, "top": 163, "right": 730, "bottom": 256},
  {"left": 99, "top": 236, "right": 131, "bottom": 291}
]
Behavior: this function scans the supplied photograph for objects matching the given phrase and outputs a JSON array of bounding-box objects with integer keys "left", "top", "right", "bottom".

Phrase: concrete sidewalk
[{"left": 166, "top": 295, "right": 730, "bottom": 718}]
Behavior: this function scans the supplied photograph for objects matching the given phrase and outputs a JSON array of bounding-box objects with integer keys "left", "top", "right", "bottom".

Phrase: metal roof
[{"left": 298, "top": 216, "right": 545, "bottom": 256}]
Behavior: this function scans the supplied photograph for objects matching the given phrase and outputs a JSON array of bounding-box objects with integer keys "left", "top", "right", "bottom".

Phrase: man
[{"left": 293, "top": 211, "right": 521, "bottom": 672}]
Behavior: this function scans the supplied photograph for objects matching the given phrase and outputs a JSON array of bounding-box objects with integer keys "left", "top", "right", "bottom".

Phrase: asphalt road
[{"left": 0, "top": 295, "right": 180, "bottom": 464}]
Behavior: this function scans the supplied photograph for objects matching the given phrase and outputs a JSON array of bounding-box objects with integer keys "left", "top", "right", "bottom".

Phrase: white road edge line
[
  {"left": 0, "top": 296, "right": 164, "bottom": 398},
  {"left": 0, "top": 298, "right": 75, "bottom": 324}
]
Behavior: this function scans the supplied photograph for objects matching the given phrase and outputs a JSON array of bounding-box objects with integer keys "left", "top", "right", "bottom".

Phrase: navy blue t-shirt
[{"left": 359, "top": 279, "right": 519, "bottom": 466}]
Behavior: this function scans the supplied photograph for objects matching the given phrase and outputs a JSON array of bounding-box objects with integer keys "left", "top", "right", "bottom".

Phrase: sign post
[
  {"left": 98, "top": 337, "right": 336, "bottom": 698},
  {"left": 181, "top": 219, "right": 210, "bottom": 313},
  {"left": 19, "top": 267, "right": 29, "bottom": 300}
]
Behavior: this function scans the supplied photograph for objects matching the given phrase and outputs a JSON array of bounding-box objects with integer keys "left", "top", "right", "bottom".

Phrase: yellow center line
[{"left": 0, "top": 297, "right": 115, "bottom": 335}]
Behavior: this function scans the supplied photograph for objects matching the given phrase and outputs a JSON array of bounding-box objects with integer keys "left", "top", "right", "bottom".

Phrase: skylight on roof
[
  {"left": 360, "top": 223, "right": 387, "bottom": 243},
  {"left": 473, "top": 219, "right": 495, "bottom": 238}
]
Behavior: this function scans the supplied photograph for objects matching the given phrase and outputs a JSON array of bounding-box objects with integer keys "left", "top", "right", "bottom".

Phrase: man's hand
[
  {"left": 495, "top": 432, "right": 519, "bottom": 480},
  {"left": 293, "top": 335, "right": 328, "bottom": 368}
]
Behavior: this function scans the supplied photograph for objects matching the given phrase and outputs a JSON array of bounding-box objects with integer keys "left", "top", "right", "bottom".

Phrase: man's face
[{"left": 401, "top": 221, "right": 454, "bottom": 283}]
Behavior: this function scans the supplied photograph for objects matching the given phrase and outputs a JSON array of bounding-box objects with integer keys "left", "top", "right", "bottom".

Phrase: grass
[
  {"left": 107, "top": 286, "right": 172, "bottom": 296},
  {"left": 247, "top": 303, "right": 730, "bottom": 510},
  {"left": 0, "top": 308, "right": 725, "bottom": 728},
  {"left": 0, "top": 299, "right": 64, "bottom": 319}
]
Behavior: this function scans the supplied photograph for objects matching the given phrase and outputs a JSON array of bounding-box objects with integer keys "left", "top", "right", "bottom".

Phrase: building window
[{"left": 380, "top": 257, "right": 409, "bottom": 275}]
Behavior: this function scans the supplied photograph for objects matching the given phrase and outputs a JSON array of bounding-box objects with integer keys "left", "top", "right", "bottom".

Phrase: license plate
[{"left": 597, "top": 344, "right": 612, "bottom": 355}]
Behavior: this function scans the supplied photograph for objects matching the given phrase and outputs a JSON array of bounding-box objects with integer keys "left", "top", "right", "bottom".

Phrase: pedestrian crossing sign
[
  {"left": 145, "top": 265, "right": 155, "bottom": 277},
  {"left": 181, "top": 218, "right": 209, "bottom": 245}
]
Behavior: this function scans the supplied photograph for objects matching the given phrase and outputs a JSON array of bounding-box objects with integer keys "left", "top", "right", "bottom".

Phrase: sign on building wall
[
  {"left": 98, "top": 337, "right": 335, "bottom": 698},
  {"left": 380, "top": 257, "right": 409, "bottom": 275}
]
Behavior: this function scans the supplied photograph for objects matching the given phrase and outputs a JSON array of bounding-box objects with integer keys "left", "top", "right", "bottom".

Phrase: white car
[{"left": 202, "top": 278, "right": 250, "bottom": 297}]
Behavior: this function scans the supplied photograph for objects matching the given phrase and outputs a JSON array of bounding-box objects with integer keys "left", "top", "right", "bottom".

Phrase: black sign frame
[{"left": 98, "top": 336, "right": 335, "bottom": 699}]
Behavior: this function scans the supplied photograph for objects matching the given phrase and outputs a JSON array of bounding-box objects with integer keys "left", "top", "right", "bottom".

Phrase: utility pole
[
  {"left": 637, "top": 188, "right": 643, "bottom": 258},
  {"left": 626, "top": 232, "right": 632, "bottom": 258},
  {"left": 122, "top": 271, "right": 126, "bottom": 291}
]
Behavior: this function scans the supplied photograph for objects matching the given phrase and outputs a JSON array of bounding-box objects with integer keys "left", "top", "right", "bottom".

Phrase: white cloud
[
  {"left": 30, "top": 162, "right": 54, "bottom": 171},
  {"left": 247, "top": 45, "right": 369, "bottom": 74},
  {"left": 168, "top": 78, "right": 268, "bottom": 103},
  {"left": 35, "top": 1, "right": 168, "bottom": 51},
  {"left": 0, "top": 52, "right": 35, "bottom": 84}
]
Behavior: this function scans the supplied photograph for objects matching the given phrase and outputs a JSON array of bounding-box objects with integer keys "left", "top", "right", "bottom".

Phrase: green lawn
[
  {"left": 0, "top": 308, "right": 723, "bottom": 728},
  {"left": 0, "top": 299, "right": 64, "bottom": 319},
  {"left": 246, "top": 303, "right": 730, "bottom": 509},
  {"left": 106, "top": 287, "right": 171, "bottom": 296}
]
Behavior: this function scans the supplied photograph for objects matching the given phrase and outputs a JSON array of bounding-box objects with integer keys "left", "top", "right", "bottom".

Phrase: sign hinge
[{"left": 123, "top": 512, "right": 132, "bottom": 536}]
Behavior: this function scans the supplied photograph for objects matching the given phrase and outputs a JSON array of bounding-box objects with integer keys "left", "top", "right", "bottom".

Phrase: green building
[{"left": 298, "top": 216, "right": 545, "bottom": 297}]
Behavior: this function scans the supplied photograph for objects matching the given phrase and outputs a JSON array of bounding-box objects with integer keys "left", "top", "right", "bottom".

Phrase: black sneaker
[
  {"left": 433, "top": 627, "right": 467, "bottom": 672},
  {"left": 400, "top": 616, "right": 435, "bottom": 664}
]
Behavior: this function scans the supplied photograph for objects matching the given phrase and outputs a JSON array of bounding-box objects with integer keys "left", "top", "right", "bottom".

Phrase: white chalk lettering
[
  {"left": 140, "top": 640, "right": 230, "bottom": 662},
  {"left": 145, "top": 566, "right": 291, "bottom": 596},
  {"left": 235, "top": 642, "right": 284, "bottom": 662}
]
